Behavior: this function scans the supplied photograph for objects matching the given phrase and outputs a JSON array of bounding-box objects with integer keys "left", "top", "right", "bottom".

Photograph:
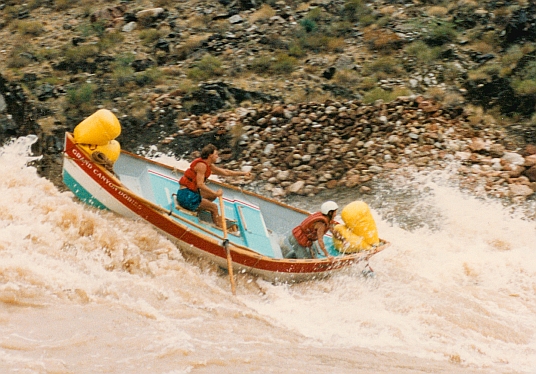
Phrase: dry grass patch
[
  {"left": 468, "top": 40, "right": 494, "bottom": 54},
  {"left": 333, "top": 69, "right": 360, "bottom": 87},
  {"left": 296, "top": 2, "right": 310, "bottom": 12},
  {"left": 362, "top": 27, "right": 402, "bottom": 53},
  {"left": 303, "top": 64, "right": 319, "bottom": 74},
  {"left": 211, "top": 19, "right": 231, "bottom": 33},
  {"left": 13, "top": 20, "right": 44, "bottom": 36},
  {"left": 465, "top": 105, "right": 489, "bottom": 126},
  {"left": 427, "top": 6, "right": 448, "bottom": 17},
  {"left": 287, "top": 87, "right": 333, "bottom": 104},
  {"left": 326, "top": 37, "right": 346, "bottom": 53},
  {"left": 378, "top": 6, "right": 396, "bottom": 16},
  {"left": 425, "top": 86, "right": 445, "bottom": 101},
  {"left": 55, "top": 0, "right": 80, "bottom": 11},
  {"left": 467, "top": 68, "right": 493, "bottom": 82},
  {"left": 456, "top": 0, "right": 478, "bottom": 8},
  {"left": 175, "top": 34, "right": 210, "bottom": 59},
  {"left": 250, "top": 4, "right": 276, "bottom": 23},
  {"left": 188, "top": 15, "right": 212, "bottom": 30},
  {"left": 7, "top": 43, "right": 34, "bottom": 68},
  {"left": 362, "top": 86, "right": 412, "bottom": 104},
  {"left": 38, "top": 117, "right": 59, "bottom": 135},
  {"left": 442, "top": 92, "right": 465, "bottom": 107}
]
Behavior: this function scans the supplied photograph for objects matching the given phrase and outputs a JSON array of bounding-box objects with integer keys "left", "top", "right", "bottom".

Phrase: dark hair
[{"left": 200, "top": 144, "right": 217, "bottom": 159}]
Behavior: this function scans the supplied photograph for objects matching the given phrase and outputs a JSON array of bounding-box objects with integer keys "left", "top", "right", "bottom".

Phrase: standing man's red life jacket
[
  {"left": 179, "top": 158, "right": 211, "bottom": 192},
  {"left": 292, "top": 212, "right": 330, "bottom": 248}
]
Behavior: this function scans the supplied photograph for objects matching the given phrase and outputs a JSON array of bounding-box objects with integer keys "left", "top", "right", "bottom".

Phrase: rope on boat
[{"left": 91, "top": 151, "right": 115, "bottom": 174}]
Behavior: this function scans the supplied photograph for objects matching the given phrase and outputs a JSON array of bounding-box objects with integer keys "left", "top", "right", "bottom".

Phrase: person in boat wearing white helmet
[{"left": 283, "top": 201, "right": 339, "bottom": 259}]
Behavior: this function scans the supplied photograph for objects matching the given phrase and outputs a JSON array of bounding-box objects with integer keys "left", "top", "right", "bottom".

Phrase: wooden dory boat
[{"left": 62, "top": 132, "right": 389, "bottom": 283}]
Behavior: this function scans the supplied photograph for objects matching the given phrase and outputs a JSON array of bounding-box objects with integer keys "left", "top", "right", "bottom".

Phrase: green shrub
[
  {"left": 359, "top": 14, "right": 377, "bottom": 26},
  {"left": 3, "top": 6, "right": 18, "bottom": 22},
  {"left": 261, "top": 33, "right": 287, "bottom": 49},
  {"left": 77, "top": 22, "right": 102, "bottom": 38},
  {"left": 306, "top": 7, "right": 323, "bottom": 21},
  {"left": 363, "top": 87, "right": 391, "bottom": 104},
  {"left": 250, "top": 56, "right": 272, "bottom": 74},
  {"left": 288, "top": 43, "right": 306, "bottom": 57},
  {"left": 299, "top": 18, "right": 317, "bottom": 33},
  {"left": 38, "top": 76, "right": 63, "bottom": 86},
  {"left": 362, "top": 57, "right": 401, "bottom": 76},
  {"left": 405, "top": 41, "right": 442, "bottom": 63},
  {"left": 112, "top": 65, "right": 136, "bottom": 87},
  {"left": 328, "top": 21, "right": 354, "bottom": 37},
  {"left": 501, "top": 45, "right": 525, "bottom": 67},
  {"left": 426, "top": 21, "right": 457, "bottom": 46},
  {"left": 91, "top": 21, "right": 106, "bottom": 37},
  {"left": 249, "top": 54, "right": 297, "bottom": 75},
  {"left": 64, "top": 44, "right": 99, "bottom": 66},
  {"left": 66, "top": 83, "right": 95, "bottom": 109},
  {"left": 187, "top": 55, "right": 223, "bottom": 80},
  {"left": 467, "top": 63, "right": 501, "bottom": 82},
  {"left": 519, "top": 60, "right": 536, "bottom": 80},
  {"left": 136, "top": 67, "right": 163, "bottom": 87},
  {"left": 139, "top": 29, "right": 162, "bottom": 46},
  {"left": 362, "top": 87, "right": 412, "bottom": 104},
  {"left": 341, "top": 0, "right": 368, "bottom": 23},
  {"left": 358, "top": 76, "right": 378, "bottom": 90},
  {"left": 272, "top": 53, "right": 297, "bottom": 74},
  {"left": 512, "top": 79, "right": 536, "bottom": 95},
  {"left": 298, "top": 33, "right": 342, "bottom": 53},
  {"left": 98, "top": 30, "right": 125, "bottom": 51},
  {"left": 36, "top": 46, "right": 62, "bottom": 61},
  {"left": 114, "top": 53, "right": 136, "bottom": 68}
]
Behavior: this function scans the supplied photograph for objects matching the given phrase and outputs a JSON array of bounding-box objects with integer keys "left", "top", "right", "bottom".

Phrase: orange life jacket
[
  {"left": 179, "top": 158, "right": 211, "bottom": 192},
  {"left": 292, "top": 212, "right": 329, "bottom": 248}
]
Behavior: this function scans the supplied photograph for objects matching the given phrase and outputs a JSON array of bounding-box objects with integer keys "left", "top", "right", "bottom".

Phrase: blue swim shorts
[{"left": 176, "top": 188, "right": 202, "bottom": 211}]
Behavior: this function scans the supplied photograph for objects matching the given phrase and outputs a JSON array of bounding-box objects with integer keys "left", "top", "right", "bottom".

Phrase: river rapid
[{"left": 1, "top": 136, "right": 535, "bottom": 374}]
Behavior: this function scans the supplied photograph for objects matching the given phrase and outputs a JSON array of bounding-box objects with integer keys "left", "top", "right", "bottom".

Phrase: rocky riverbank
[{"left": 155, "top": 95, "right": 536, "bottom": 202}]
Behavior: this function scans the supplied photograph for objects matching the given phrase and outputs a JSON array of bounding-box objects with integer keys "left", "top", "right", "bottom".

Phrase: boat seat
[
  {"left": 170, "top": 193, "right": 198, "bottom": 217},
  {"left": 171, "top": 194, "right": 239, "bottom": 234}
]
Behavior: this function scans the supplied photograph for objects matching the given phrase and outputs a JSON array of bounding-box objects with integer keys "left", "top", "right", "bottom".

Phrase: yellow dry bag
[
  {"left": 333, "top": 201, "right": 379, "bottom": 252},
  {"left": 73, "top": 109, "right": 121, "bottom": 146}
]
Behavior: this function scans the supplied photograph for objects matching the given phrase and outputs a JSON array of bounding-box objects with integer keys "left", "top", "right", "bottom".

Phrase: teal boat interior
[{"left": 113, "top": 152, "right": 337, "bottom": 259}]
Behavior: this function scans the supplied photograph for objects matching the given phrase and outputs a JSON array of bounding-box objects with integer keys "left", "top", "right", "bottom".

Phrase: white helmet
[{"left": 321, "top": 201, "right": 339, "bottom": 215}]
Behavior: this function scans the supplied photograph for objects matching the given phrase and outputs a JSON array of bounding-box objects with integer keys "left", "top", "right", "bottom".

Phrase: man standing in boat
[
  {"left": 283, "top": 201, "right": 339, "bottom": 259},
  {"left": 177, "top": 144, "right": 250, "bottom": 228}
]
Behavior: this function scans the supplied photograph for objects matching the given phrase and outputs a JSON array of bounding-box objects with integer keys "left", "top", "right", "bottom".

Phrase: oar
[{"left": 219, "top": 196, "right": 236, "bottom": 295}]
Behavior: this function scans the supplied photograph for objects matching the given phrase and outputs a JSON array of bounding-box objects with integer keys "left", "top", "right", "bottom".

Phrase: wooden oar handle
[
  {"left": 219, "top": 196, "right": 236, "bottom": 295},
  {"left": 218, "top": 196, "right": 228, "bottom": 239}
]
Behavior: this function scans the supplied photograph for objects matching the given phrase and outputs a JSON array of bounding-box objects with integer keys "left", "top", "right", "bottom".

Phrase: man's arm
[
  {"left": 211, "top": 164, "right": 251, "bottom": 178},
  {"left": 314, "top": 222, "right": 331, "bottom": 257}
]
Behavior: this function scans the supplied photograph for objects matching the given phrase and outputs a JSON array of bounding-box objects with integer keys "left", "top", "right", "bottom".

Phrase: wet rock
[
  {"left": 525, "top": 165, "right": 536, "bottom": 182},
  {"left": 509, "top": 184, "right": 534, "bottom": 197}
]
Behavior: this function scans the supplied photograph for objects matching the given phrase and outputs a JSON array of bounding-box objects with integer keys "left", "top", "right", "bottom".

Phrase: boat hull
[{"left": 63, "top": 133, "right": 389, "bottom": 283}]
